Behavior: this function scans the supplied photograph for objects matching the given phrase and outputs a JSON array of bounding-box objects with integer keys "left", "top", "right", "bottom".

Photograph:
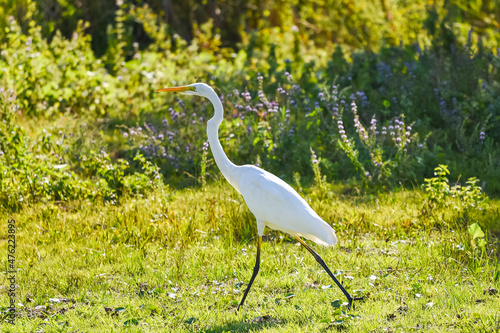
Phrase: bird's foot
[{"left": 347, "top": 296, "right": 365, "bottom": 311}]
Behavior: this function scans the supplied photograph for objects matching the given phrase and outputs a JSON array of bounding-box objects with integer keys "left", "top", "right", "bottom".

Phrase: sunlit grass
[{"left": 1, "top": 181, "right": 499, "bottom": 332}]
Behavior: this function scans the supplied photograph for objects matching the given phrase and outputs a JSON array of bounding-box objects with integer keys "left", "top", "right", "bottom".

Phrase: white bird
[{"left": 156, "top": 83, "right": 362, "bottom": 311}]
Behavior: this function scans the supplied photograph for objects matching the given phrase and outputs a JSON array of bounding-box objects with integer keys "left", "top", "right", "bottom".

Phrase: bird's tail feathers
[{"left": 302, "top": 230, "right": 338, "bottom": 246}]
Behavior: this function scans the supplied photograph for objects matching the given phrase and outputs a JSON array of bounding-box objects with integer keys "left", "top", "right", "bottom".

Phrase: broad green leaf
[
  {"left": 331, "top": 299, "right": 342, "bottom": 308},
  {"left": 468, "top": 223, "right": 484, "bottom": 240}
]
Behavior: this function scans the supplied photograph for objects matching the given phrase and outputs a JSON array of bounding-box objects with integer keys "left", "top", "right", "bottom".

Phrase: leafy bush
[
  {"left": 0, "top": 89, "right": 164, "bottom": 210},
  {"left": 0, "top": 0, "right": 498, "bottom": 211},
  {"left": 424, "top": 165, "right": 486, "bottom": 211},
  {"left": 6, "top": 0, "right": 500, "bottom": 54}
]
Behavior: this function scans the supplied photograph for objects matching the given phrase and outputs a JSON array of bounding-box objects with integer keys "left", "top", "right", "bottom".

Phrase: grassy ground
[{"left": 1, "top": 181, "right": 499, "bottom": 332}]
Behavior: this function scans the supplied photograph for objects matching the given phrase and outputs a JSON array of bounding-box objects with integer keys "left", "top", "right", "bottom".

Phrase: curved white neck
[{"left": 205, "top": 91, "right": 240, "bottom": 191}]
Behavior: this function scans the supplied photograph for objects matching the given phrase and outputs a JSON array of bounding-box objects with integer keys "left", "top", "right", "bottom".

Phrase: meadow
[
  {"left": 2, "top": 181, "right": 500, "bottom": 332},
  {"left": 1, "top": 0, "right": 500, "bottom": 332}
]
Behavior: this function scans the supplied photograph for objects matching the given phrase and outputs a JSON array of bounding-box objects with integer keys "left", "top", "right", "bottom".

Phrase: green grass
[{"left": 1, "top": 181, "right": 499, "bottom": 332}]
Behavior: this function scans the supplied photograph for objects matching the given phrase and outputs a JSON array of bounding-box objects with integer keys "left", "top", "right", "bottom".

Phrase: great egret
[{"left": 156, "top": 83, "right": 362, "bottom": 311}]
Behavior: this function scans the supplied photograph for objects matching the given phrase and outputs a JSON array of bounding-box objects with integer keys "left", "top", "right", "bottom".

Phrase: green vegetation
[
  {"left": 0, "top": 0, "right": 499, "bottom": 331},
  {"left": 2, "top": 182, "right": 500, "bottom": 332}
]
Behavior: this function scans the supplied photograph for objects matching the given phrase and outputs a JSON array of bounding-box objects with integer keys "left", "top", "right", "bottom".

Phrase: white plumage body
[{"left": 232, "top": 165, "right": 338, "bottom": 246}]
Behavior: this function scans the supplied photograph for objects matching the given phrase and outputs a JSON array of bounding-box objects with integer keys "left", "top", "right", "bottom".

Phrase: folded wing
[{"left": 237, "top": 165, "right": 338, "bottom": 246}]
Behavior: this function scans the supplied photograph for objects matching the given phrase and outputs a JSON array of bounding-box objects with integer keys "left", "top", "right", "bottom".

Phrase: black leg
[
  {"left": 295, "top": 236, "right": 362, "bottom": 311},
  {"left": 237, "top": 236, "right": 262, "bottom": 311}
]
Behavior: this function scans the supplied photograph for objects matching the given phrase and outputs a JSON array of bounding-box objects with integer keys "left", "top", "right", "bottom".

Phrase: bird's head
[{"left": 156, "top": 82, "right": 213, "bottom": 97}]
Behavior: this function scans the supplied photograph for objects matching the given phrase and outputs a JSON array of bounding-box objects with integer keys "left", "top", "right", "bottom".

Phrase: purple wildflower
[{"left": 370, "top": 115, "right": 377, "bottom": 131}]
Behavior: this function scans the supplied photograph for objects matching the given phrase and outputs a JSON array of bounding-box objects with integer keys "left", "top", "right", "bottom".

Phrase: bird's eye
[{"left": 188, "top": 87, "right": 196, "bottom": 91}]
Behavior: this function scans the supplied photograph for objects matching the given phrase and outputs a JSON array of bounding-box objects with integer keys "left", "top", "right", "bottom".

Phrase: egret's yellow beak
[{"left": 155, "top": 86, "right": 195, "bottom": 93}]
